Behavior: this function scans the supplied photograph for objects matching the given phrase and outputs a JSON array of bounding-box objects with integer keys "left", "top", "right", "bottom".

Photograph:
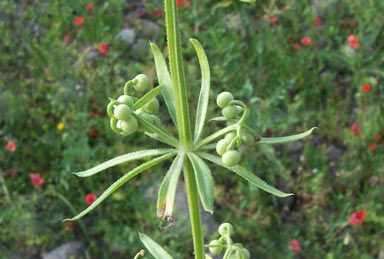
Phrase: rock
[
  {"left": 42, "top": 241, "right": 85, "bottom": 259},
  {"left": 327, "top": 145, "right": 343, "bottom": 160},
  {"left": 119, "top": 28, "right": 136, "bottom": 45},
  {"left": 140, "top": 20, "right": 160, "bottom": 39}
]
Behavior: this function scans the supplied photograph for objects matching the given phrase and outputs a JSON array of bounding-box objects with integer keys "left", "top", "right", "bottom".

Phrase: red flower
[
  {"left": 98, "top": 42, "right": 109, "bottom": 54},
  {"left": 301, "top": 37, "right": 312, "bottom": 46},
  {"left": 85, "top": 193, "right": 97, "bottom": 205},
  {"left": 64, "top": 35, "right": 70, "bottom": 42},
  {"left": 289, "top": 239, "right": 301, "bottom": 254},
  {"left": 66, "top": 221, "right": 73, "bottom": 231},
  {"left": 349, "top": 210, "right": 366, "bottom": 225},
  {"left": 313, "top": 17, "right": 322, "bottom": 25},
  {"left": 332, "top": 92, "right": 339, "bottom": 99},
  {"left": 347, "top": 34, "right": 359, "bottom": 49},
  {"left": 86, "top": 3, "right": 94, "bottom": 11},
  {"left": 292, "top": 43, "right": 300, "bottom": 51},
  {"left": 89, "top": 129, "right": 99, "bottom": 138},
  {"left": 90, "top": 110, "right": 101, "bottom": 116},
  {"left": 29, "top": 173, "right": 44, "bottom": 188},
  {"left": 269, "top": 16, "right": 278, "bottom": 25},
  {"left": 177, "top": 0, "right": 184, "bottom": 7},
  {"left": 152, "top": 8, "right": 163, "bottom": 17},
  {"left": 4, "top": 140, "right": 16, "bottom": 152},
  {"left": 369, "top": 143, "right": 376, "bottom": 151},
  {"left": 350, "top": 123, "right": 360, "bottom": 137},
  {"left": 362, "top": 83, "right": 371, "bottom": 92},
  {"left": 374, "top": 133, "right": 382, "bottom": 141},
  {"left": 75, "top": 16, "right": 84, "bottom": 27}
]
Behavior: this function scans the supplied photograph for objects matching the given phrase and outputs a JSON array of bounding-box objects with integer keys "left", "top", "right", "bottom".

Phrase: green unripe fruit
[
  {"left": 225, "top": 132, "right": 236, "bottom": 141},
  {"left": 216, "top": 139, "right": 231, "bottom": 156},
  {"left": 114, "top": 104, "right": 131, "bottom": 121},
  {"left": 151, "top": 115, "right": 162, "bottom": 127},
  {"left": 241, "top": 131, "right": 254, "bottom": 144},
  {"left": 208, "top": 240, "right": 223, "bottom": 256},
  {"left": 222, "top": 105, "right": 239, "bottom": 120},
  {"left": 218, "top": 222, "right": 234, "bottom": 236},
  {"left": 143, "top": 98, "right": 159, "bottom": 114},
  {"left": 217, "top": 92, "right": 234, "bottom": 108},
  {"left": 134, "top": 74, "right": 150, "bottom": 91},
  {"left": 120, "top": 117, "right": 138, "bottom": 136},
  {"left": 222, "top": 150, "right": 241, "bottom": 167},
  {"left": 117, "top": 95, "right": 134, "bottom": 107}
]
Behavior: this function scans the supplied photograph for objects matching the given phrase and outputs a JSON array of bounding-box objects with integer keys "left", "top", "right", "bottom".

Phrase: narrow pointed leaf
[
  {"left": 188, "top": 153, "right": 214, "bottom": 213},
  {"left": 198, "top": 152, "right": 293, "bottom": 198},
  {"left": 196, "top": 124, "right": 237, "bottom": 149},
  {"left": 64, "top": 153, "right": 175, "bottom": 221},
  {"left": 139, "top": 232, "right": 174, "bottom": 259},
  {"left": 133, "top": 85, "right": 164, "bottom": 110},
  {"left": 259, "top": 127, "right": 317, "bottom": 144},
  {"left": 74, "top": 149, "right": 174, "bottom": 177},
  {"left": 157, "top": 154, "right": 185, "bottom": 218},
  {"left": 190, "top": 39, "right": 211, "bottom": 144},
  {"left": 132, "top": 113, "right": 179, "bottom": 147},
  {"left": 150, "top": 42, "right": 177, "bottom": 126}
]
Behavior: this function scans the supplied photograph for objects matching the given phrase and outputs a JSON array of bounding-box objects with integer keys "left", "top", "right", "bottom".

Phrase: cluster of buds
[
  {"left": 215, "top": 92, "right": 255, "bottom": 167},
  {"left": 107, "top": 74, "right": 161, "bottom": 136},
  {"left": 206, "top": 223, "right": 250, "bottom": 259}
]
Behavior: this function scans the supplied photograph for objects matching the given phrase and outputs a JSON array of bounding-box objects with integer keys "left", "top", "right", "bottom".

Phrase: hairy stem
[
  {"left": 183, "top": 160, "right": 205, "bottom": 259},
  {"left": 164, "top": 0, "right": 192, "bottom": 147}
]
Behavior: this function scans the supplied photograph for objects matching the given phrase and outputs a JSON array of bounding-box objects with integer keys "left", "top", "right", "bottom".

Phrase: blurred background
[{"left": 0, "top": 0, "right": 383, "bottom": 258}]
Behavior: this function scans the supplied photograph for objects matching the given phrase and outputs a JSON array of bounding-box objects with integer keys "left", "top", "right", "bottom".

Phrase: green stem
[
  {"left": 183, "top": 160, "right": 205, "bottom": 259},
  {"left": 164, "top": 0, "right": 192, "bottom": 147},
  {"left": 164, "top": 0, "right": 204, "bottom": 257}
]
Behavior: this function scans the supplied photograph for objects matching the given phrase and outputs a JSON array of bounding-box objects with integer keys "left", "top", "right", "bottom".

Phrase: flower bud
[
  {"left": 218, "top": 222, "right": 234, "bottom": 236},
  {"left": 222, "top": 105, "right": 240, "bottom": 120},
  {"left": 217, "top": 92, "right": 234, "bottom": 108},
  {"left": 216, "top": 139, "right": 231, "bottom": 156},
  {"left": 208, "top": 240, "right": 223, "bottom": 256},
  {"left": 120, "top": 117, "right": 138, "bottom": 136},
  {"left": 117, "top": 95, "right": 134, "bottom": 108},
  {"left": 114, "top": 104, "right": 131, "bottom": 121},
  {"left": 144, "top": 98, "right": 160, "bottom": 114},
  {"left": 222, "top": 150, "right": 241, "bottom": 167},
  {"left": 134, "top": 74, "right": 150, "bottom": 91}
]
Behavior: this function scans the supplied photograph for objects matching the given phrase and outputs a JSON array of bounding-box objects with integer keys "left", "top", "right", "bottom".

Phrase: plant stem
[
  {"left": 164, "top": 0, "right": 192, "bottom": 147},
  {"left": 183, "top": 160, "right": 205, "bottom": 259},
  {"left": 164, "top": 1, "right": 204, "bottom": 258}
]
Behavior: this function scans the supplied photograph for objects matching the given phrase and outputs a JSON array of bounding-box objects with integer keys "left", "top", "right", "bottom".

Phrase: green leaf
[
  {"left": 132, "top": 113, "right": 179, "bottom": 148},
  {"left": 198, "top": 152, "right": 293, "bottom": 198},
  {"left": 157, "top": 154, "right": 185, "bottom": 218},
  {"left": 133, "top": 85, "right": 163, "bottom": 110},
  {"left": 74, "top": 149, "right": 175, "bottom": 177},
  {"left": 64, "top": 153, "right": 175, "bottom": 221},
  {"left": 139, "top": 232, "right": 174, "bottom": 259},
  {"left": 196, "top": 124, "right": 237, "bottom": 149},
  {"left": 190, "top": 39, "right": 211, "bottom": 144},
  {"left": 259, "top": 127, "right": 317, "bottom": 144},
  {"left": 188, "top": 153, "right": 214, "bottom": 213},
  {"left": 150, "top": 42, "right": 177, "bottom": 126}
]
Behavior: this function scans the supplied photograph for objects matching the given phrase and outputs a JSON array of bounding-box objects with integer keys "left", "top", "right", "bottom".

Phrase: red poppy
[
  {"left": 369, "top": 143, "right": 376, "bottom": 151},
  {"left": 374, "top": 133, "right": 382, "bottom": 141},
  {"left": 152, "top": 8, "right": 163, "bottom": 17},
  {"left": 89, "top": 129, "right": 99, "bottom": 138},
  {"left": 301, "top": 37, "right": 312, "bottom": 46},
  {"left": 98, "top": 42, "right": 109, "bottom": 54},
  {"left": 90, "top": 110, "right": 101, "bottom": 116},
  {"left": 85, "top": 193, "right": 97, "bottom": 205},
  {"left": 350, "top": 123, "right": 360, "bottom": 137},
  {"left": 75, "top": 16, "right": 84, "bottom": 27},
  {"left": 64, "top": 35, "right": 70, "bottom": 42},
  {"left": 4, "top": 140, "right": 16, "bottom": 152},
  {"left": 289, "top": 239, "right": 301, "bottom": 254},
  {"left": 347, "top": 34, "right": 359, "bottom": 49},
  {"left": 29, "top": 173, "right": 44, "bottom": 188},
  {"left": 292, "top": 43, "right": 300, "bottom": 51},
  {"left": 269, "top": 16, "right": 278, "bottom": 25},
  {"left": 177, "top": 0, "right": 183, "bottom": 7},
  {"left": 362, "top": 83, "right": 371, "bottom": 92},
  {"left": 313, "top": 17, "right": 322, "bottom": 25},
  {"left": 332, "top": 92, "right": 339, "bottom": 99},
  {"left": 349, "top": 209, "right": 366, "bottom": 225},
  {"left": 66, "top": 221, "right": 73, "bottom": 231},
  {"left": 86, "top": 3, "right": 94, "bottom": 11}
]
